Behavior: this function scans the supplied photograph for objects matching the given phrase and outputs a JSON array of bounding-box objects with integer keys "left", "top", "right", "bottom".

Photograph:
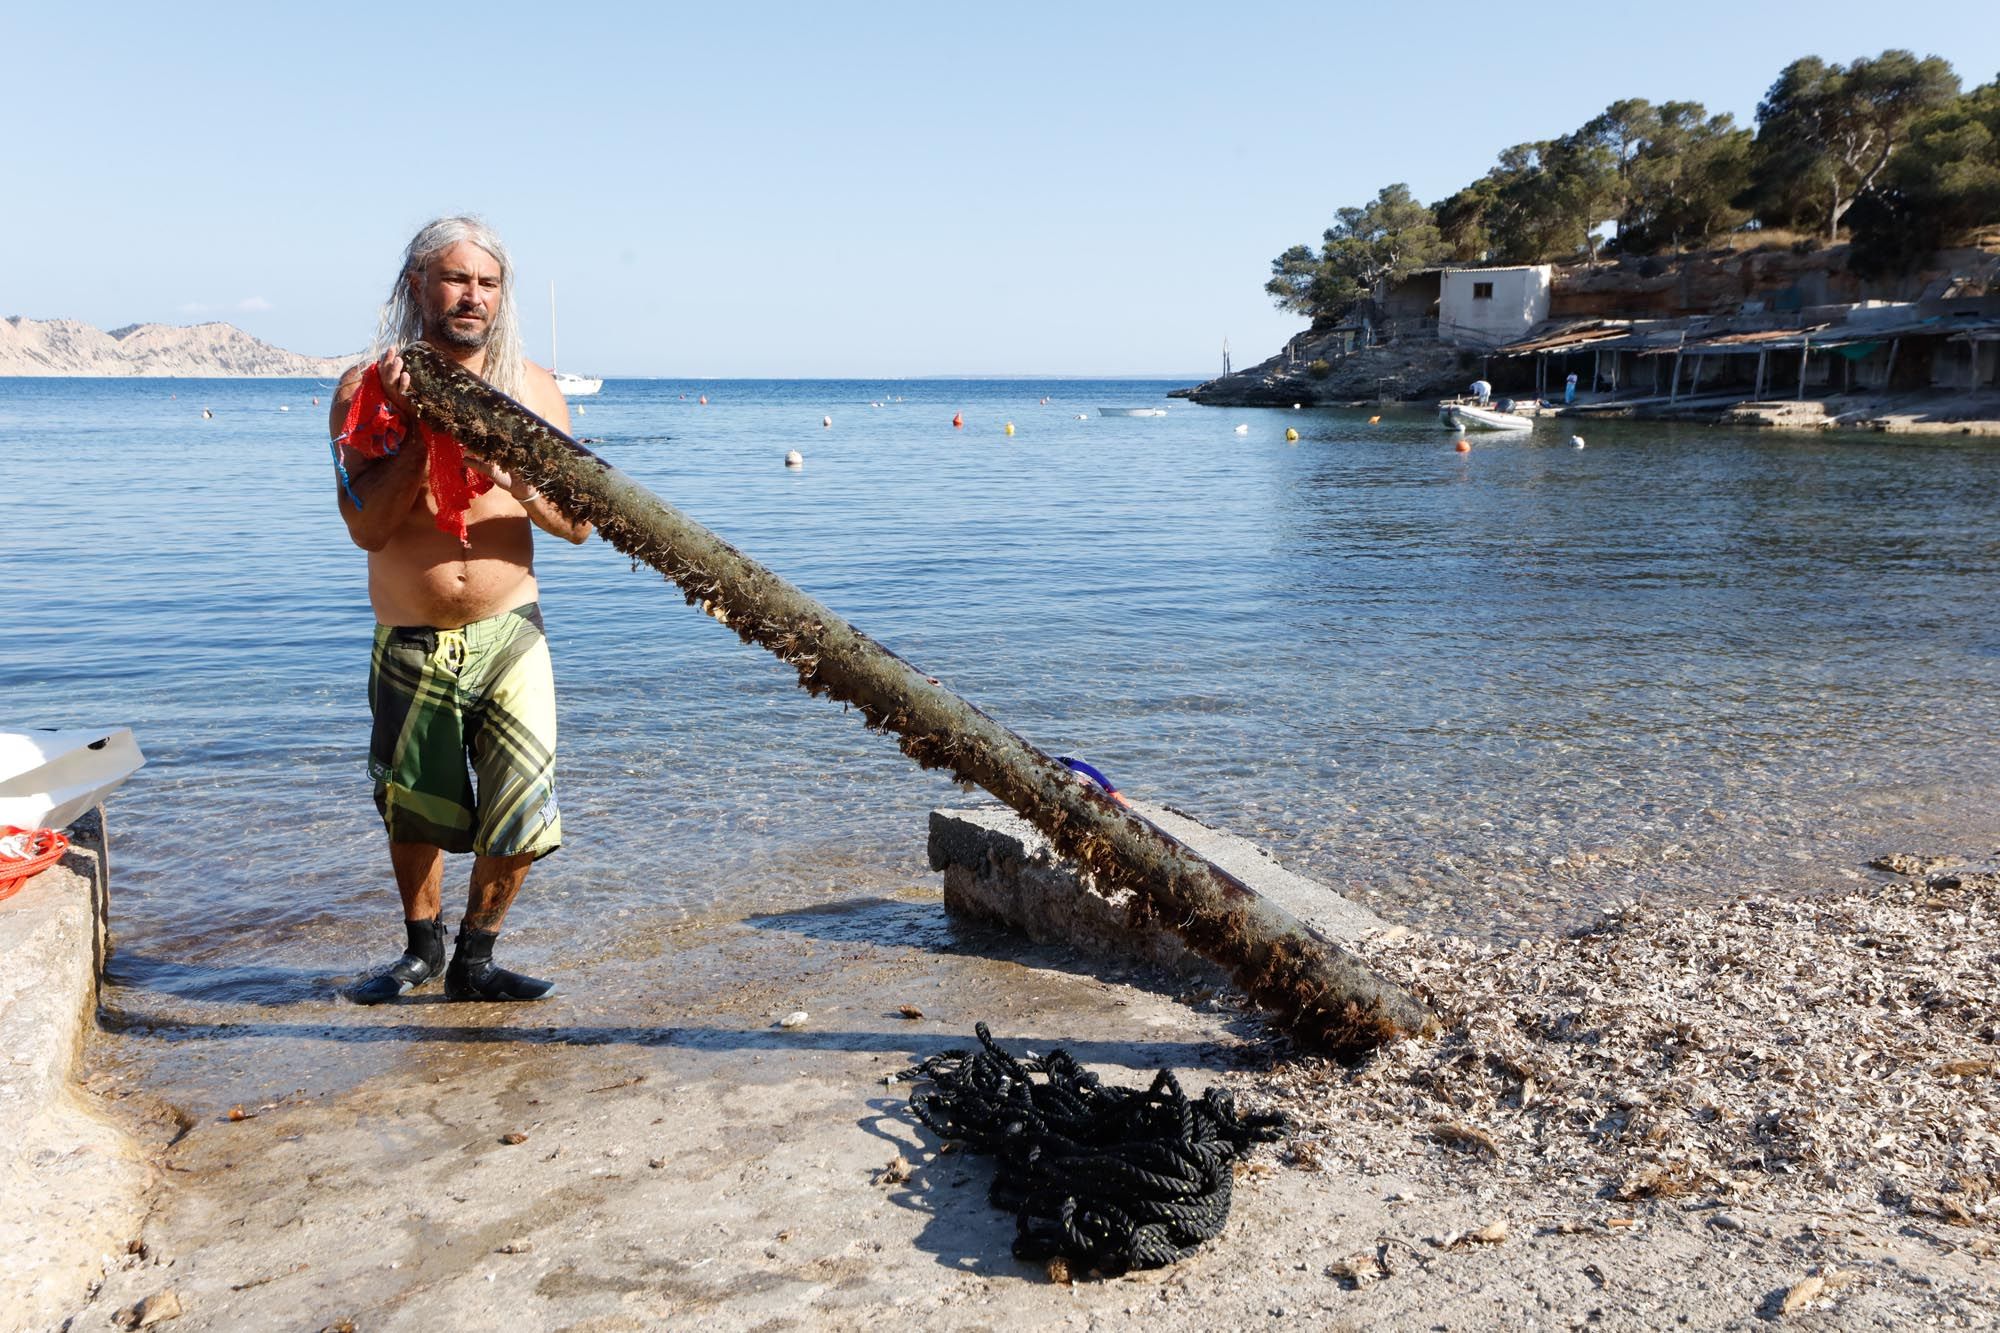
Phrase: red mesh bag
[{"left": 334, "top": 363, "right": 493, "bottom": 545}]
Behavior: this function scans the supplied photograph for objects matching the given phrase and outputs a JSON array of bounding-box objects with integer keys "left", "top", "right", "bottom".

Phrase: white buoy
[
  {"left": 784, "top": 450, "right": 803, "bottom": 468},
  {"left": 1292, "top": 403, "right": 1301, "bottom": 410},
  {"left": 1074, "top": 413, "right": 1088, "bottom": 420},
  {"left": 1572, "top": 435, "right": 1586, "bottom": 449},
  {"left": 822, "top": 415, "right": 832, "bottom": 428},
  {"left": 278, "top": 405, "right": 289, "bottom": 411},
  {"left": 1233, "top": 423, "right": 1249, "bottom": 434},
  {"left": 202, "top": 409, "right": 213, "bottom": 419}
]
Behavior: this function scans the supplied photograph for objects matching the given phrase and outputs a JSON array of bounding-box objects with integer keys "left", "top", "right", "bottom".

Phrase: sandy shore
[{"left": 53, "top": 859, "right": 2000, "bottom": 1331}]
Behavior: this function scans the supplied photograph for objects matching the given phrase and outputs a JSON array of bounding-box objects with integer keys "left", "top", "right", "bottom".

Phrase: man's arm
[
  {"left": 329, "top": 359, "right": 430, "bottom": 552},
  {"left": 492, "top": 362, "right": 593, "bottom": 546}
]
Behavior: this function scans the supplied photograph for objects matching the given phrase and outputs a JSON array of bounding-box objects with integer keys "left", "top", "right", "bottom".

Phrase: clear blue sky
[{"left": 6, "top": 3, "right": 1996, "bottom": 377}]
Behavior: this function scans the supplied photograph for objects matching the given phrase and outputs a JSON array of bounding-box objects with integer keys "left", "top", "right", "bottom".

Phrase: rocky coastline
[
  {"left": 1179, "top": 338, "right": 2000, "bottom": 434},
  {"left": 1182, "top": 244, "right": 2000, "bottom": 432},
  {"left": 1175, "top": 335, "right": 1478, "bottom": 409}
]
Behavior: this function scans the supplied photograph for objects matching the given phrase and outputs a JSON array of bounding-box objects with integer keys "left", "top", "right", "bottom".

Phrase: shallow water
[{"left": 6, "top": 377, "right": 2000, "bottom": 1107}]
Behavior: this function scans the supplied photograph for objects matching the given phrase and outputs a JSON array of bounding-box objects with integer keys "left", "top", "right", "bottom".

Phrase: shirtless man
[{"left": 330, "top": 216, "right": 592, "bottom": 1004}]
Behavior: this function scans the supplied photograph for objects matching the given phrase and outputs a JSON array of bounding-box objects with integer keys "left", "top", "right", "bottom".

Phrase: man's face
[{"left": 414, "top": 241, "right": 504, "bottom": 351}]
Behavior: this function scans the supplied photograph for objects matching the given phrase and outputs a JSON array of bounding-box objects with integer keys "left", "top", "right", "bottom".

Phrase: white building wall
[{"left": 1439, "top": 266, "right": 1552, "bottom": 349}]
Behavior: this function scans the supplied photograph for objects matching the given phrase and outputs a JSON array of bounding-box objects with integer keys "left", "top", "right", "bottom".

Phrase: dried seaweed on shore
[{"left": 1252, "top": 863, "right": 2000, "bottom": 1233}]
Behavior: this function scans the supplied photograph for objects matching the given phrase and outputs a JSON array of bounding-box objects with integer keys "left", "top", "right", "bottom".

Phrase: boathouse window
[{"left": 1472, "top": 282, "right": 1494, "bottom": 300}]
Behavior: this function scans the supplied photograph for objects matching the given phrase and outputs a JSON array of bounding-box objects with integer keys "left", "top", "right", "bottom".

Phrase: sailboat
[{"left": 549, "top": 281, "right": 602, "bottom": 397}]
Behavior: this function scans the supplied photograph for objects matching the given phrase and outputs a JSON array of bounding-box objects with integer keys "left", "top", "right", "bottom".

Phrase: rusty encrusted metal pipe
[{"left": 400, "top": 344, "right": 1435, "bottom": 1055}]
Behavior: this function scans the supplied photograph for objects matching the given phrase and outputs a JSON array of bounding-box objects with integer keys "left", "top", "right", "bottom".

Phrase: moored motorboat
[
  {"left": 1439, "top": 400, "right": 1535, "bottom": 432},
  {"left": 0, "top": 727, "right": 146, "bottom": 831}
]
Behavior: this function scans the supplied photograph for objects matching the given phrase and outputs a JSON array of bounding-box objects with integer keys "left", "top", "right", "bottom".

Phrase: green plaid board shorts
[{"left": 367, "top": 603, "right": 563, "bottom": 859}]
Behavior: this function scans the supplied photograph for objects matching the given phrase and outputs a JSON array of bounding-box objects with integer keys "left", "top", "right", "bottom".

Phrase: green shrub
[{"left": 1307, "top": 358, "right": 1333, "bottom": 378}]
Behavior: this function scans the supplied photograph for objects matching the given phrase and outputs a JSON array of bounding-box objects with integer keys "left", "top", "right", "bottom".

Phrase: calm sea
[{"left": 5, "top": 376, "right": 2000, "bottom": 1103}]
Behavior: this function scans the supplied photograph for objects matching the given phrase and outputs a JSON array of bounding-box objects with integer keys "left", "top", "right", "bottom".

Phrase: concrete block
[
  {"left": 64, "top": 805, "right": 110, "bottom": 985},
  {"left": 0, "top": 807, "right": 147, "bottom": 1329},
  {"left": 928, "top": 799, "right": 1385, "bottom": 975}
]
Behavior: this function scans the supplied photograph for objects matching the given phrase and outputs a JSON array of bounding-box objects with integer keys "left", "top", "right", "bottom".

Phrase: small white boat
[
  {"left": 1439, "top": 401, "right": 1534, "bottom": 432},
  {"left": 0, "top": 727, "right": 146, "bottom": 831},
  {"left": 1099, "top": 406, "right": 1168, "bottom": 418}
]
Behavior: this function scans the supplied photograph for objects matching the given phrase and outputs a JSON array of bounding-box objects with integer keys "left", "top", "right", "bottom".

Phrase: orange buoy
[
  {"left": 1368, "top": 415, "right": 1380, "bottom": 424},
  {"left": 952, "top": 412, "right": 963, "bottom": 428},
  {"left": 1455, "top": 438, "right": 1471, "bottom": 453},
  {"left": 699, "top": 394, "right": 708, "bottom": 405}
]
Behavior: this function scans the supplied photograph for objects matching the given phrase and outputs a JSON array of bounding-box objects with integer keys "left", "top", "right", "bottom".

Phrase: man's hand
[
  {"left": 378, "top": 348, "right": 415, "bottom": 419},
  {"left": 463, "top": 454, "right": 531, "bottom": 500},
  {"left": 465, "top": 451, "right": 587, "bottom": 543}
]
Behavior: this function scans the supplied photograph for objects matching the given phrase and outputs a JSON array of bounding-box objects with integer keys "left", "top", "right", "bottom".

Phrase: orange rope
[{"left": 0, "top": 826, "right": 70, "bottom": 900}]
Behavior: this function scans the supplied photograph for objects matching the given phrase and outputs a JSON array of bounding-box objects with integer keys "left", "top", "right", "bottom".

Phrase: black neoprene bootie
[
  {"left": 348, "top": 914, "right": 447, "bottom": 1005},
  {"left": 444, "top": 925, "right": 556, "bottom": 1001}
]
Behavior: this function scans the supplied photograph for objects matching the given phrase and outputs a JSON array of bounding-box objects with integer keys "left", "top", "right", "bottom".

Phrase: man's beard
[{"left": 430, "top": 307, "right": 493, "bottom": 351}]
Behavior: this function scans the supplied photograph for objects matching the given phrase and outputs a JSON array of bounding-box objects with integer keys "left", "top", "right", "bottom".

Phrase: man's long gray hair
[{"left": 370, "top": 215, "right": 526, "bottom": 400}]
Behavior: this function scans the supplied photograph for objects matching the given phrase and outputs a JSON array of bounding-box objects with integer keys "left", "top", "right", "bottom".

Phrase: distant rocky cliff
[{"left": 0, "top": 316, "right": 356, "bottom": 377}]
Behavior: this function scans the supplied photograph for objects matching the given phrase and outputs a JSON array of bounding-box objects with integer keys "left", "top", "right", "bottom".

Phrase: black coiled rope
[{"left": 898, "top": 1022, "right": 1286, "bottom": 1274}]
